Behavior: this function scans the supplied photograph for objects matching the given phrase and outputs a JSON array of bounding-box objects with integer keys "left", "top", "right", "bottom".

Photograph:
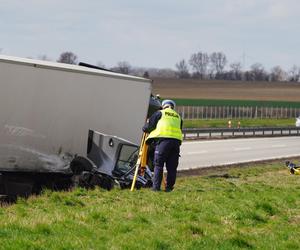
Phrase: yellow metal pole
[
  {"left": 130, "top": 132, "right": 147, "bottom": 191},
  {"left": 162, "top": 173, "right": 166, "bottom": 190}
]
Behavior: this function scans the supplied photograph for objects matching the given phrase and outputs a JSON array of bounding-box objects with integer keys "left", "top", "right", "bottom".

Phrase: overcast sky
[{"left": 1, "top": 0, "right": 299, "bottom": 70}]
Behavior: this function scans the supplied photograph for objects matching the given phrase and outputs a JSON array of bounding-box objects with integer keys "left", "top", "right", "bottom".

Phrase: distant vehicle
[
  {"left": 0, "top": 55, "right": 161, "bottom": 200},
  {"left": 296, "top": 117, "right": 300, "bottom": 127}
]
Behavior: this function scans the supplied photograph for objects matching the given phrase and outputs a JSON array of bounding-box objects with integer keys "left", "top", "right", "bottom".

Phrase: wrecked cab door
[{"left": 71, "top": 131, "right": 152, "bottom": 190}]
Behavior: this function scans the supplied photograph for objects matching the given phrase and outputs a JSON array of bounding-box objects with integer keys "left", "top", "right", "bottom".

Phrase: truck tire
[{"left": 70, "top": 157, "right": 94, "bottom": 174}]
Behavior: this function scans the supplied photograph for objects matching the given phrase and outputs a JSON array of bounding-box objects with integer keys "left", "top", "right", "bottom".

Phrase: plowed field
[{"left": 152, "top": 78, "right": 300, "bottom": 101}]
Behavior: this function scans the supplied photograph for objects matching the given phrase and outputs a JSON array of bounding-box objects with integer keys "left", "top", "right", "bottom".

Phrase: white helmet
[{"left": 162, "top": 99, "right": 176, "bottom": 109}]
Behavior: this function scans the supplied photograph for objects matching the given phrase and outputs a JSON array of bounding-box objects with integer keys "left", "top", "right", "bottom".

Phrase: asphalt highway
[{"left": 179, "top": 136, "right": 300, "bottom": 170}]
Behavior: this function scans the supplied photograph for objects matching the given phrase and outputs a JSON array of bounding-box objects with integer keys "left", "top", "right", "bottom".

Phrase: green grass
[
  {"left": 183, "top": 118, "right": 295, "bottom": 128},
  {"left": 170, "top": 98, "right": 300, "bottom": 108},
  {"left": 0, "top": 162, "right": 300, "bottom": 249}
]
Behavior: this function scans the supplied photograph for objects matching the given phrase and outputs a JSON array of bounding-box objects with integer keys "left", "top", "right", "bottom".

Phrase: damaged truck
[{"left": 0, "top": 55, "right": 161, "bottom": 200}]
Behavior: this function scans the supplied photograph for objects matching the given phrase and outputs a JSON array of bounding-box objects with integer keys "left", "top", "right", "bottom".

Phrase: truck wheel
[{"left": 70, "top": 157, "right": 93, "bottom": 174}]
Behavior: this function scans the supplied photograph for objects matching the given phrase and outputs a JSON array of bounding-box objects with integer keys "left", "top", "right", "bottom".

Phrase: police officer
[{"left": 143, "top": 99, "right": 183, "bottom": 192}]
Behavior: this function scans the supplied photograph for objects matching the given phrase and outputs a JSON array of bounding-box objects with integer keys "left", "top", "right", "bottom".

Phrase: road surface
[{"left": 179, "top": 136, "right": 300, "bottom": 170}]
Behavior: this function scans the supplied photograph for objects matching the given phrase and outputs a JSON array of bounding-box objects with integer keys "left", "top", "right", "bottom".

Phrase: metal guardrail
[
  {"left": 182, "top": 127, "right": 300, "bottom": 139},
  {"left": 177, "top": 105, "right": 300, "bottom": 120}
]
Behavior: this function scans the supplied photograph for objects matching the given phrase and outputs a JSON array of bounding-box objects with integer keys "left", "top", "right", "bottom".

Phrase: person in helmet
[{"left": 143, "top": 99, "right": 183, "bottom": 192}]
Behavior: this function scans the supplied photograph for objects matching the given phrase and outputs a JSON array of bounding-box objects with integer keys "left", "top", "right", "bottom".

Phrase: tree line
[
  {"left": 175, "top": 51, "right": 300, "bottom": 82},
  {"left": 40, "top": 51, "right": 300, "bottom": 82}
]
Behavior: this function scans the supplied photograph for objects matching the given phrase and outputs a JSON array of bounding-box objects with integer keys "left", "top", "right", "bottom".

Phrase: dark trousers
[{"left": 152, "top": 139, "right": 181, "bottom": 190}]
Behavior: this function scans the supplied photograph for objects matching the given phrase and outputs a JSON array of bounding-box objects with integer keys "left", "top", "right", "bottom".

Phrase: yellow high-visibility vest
[{"left": 146, "top": 108, "right": 182, "bottom": 142}]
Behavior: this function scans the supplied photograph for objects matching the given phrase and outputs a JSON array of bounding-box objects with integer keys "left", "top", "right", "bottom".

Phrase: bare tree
[
  {"left": 270, "top": 66, "right": 287, "bottom": 82},
  {"left": 288, "top": 65, "right": 300, "bottom": 82},
  {"left": 249, "top": 63, "right": 267, "bottom": 81},
  {"left": 175, "top": 59, "right": 190, "bottom": 78},
  {"left": 189, "top": 51, "right": 209, "bottom": 79},
  {"left": 210, "top": 52, "right": 227, "bottom": 78},
  {"left": 229, "top": 62, "right": 243, "bottom": 80},
  {"left": 113, "top": 61, "right": 132, "bottom": 74},
  {"left": 57, "top": 51, "right": 78, "bottom": 64}
]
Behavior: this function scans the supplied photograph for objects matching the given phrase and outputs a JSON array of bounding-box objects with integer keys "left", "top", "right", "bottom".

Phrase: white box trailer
[{"left": 0, "top": 55, "right": 159, "bottom": 198}]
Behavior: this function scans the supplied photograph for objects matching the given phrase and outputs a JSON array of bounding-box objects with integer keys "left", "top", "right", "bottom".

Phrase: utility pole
[{"left": 240, "top": 51, "right": 255, "bottom": 71}]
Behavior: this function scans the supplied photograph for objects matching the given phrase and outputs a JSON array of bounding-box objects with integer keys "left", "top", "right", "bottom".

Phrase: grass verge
[{"left": 0, "top": 161, "right": 300, "bottom": 249}]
